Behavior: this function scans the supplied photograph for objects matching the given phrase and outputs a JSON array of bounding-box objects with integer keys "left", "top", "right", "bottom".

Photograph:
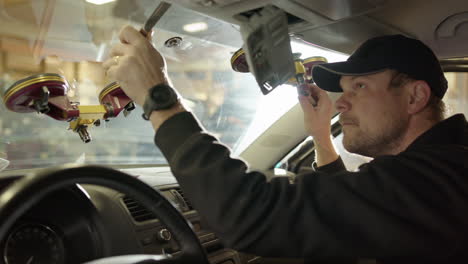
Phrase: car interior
[{"left": 0, "top": 0, "right": 467, "bottom": 263}]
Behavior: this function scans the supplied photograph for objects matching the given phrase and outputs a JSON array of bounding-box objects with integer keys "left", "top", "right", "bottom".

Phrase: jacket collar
[{"left": 407, "top": 114, "right": 467, "bottom": 150}]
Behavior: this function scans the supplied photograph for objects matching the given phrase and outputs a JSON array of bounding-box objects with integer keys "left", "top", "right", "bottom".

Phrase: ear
[{"left": 407, "top": 80, "right": 431, "bottom": 114}]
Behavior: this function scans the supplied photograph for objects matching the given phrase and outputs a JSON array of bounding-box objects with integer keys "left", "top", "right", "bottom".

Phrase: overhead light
[
  {"left": 85, "top": 0, "right": 116, "bottom": 5},
  {"left": 183, "top": 22, "right": 208, "bottom": 33}
]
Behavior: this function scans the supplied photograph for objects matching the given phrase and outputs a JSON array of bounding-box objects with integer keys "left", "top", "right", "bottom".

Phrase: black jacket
[{"left": 155, "top": 113, "right": 468, "bottom": 263}]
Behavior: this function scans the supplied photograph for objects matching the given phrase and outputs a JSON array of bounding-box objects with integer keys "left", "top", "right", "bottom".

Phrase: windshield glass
[{"left": 0, "top": 0, "right": 347, "bottom": 170}]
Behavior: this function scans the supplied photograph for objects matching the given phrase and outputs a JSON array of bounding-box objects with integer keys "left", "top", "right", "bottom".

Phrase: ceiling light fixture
[
  {"left": 183, "top": 22, "right": 208, "bottom": 33},
  {"left": 85, "top": 0, "right": 116, "bottom": 5}
]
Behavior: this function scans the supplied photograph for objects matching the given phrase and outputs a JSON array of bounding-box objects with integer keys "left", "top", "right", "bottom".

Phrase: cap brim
[{"left": 312, "top": 61, "right": 388, "bottom": 92}]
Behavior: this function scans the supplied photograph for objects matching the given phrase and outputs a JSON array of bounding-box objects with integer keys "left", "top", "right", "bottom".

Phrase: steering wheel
[{"left": 0, "top": 165, "right": 210, "bottom": 264}]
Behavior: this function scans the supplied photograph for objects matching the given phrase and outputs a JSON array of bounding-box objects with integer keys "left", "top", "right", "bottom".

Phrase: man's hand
[
  {"left": 102, "top": 25, "right": 170, "bottom": 106},
  {"left": 103, "top": 25, "right": 187, "bottom": 131},
  {"left": 298, "top": 84, "right": 334, "bottom": 139},
  {"left": 298, "top": 84, "right": 338, "bottom": 167}
]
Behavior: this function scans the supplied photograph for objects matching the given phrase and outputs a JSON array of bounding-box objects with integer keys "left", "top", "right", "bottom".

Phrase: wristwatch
[{"left": 142, "top": 83, "right": 179, "bottom": 120}]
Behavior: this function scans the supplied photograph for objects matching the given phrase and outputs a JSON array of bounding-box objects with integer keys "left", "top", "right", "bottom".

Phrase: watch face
[
  {"left": 151, "top": 85, "right": 172, "bottom": 103},
  {"left": 147, "top": 84, "right": 178, "bottom": 112}
]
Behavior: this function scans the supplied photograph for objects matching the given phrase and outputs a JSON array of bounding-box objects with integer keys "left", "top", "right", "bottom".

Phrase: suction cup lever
[
  {"left": 123, "top": 102, "right": 136, "bottom": 117},
  {"left": 33, "top": 86, "right": 51, "bottom": 114}
]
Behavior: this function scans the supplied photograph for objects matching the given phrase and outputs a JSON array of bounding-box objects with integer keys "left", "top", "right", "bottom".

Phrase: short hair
[{"left": 388, "top": 70, "right": 445, "bottom": 122}]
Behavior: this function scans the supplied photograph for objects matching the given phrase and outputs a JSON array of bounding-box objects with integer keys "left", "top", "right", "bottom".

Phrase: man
[{"left": 103, "top": 28, "right": 468, "bottom": 262}]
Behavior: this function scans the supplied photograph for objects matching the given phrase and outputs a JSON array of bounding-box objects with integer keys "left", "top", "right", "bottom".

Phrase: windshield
[{"left": 0, "top": 0, "right": 347, "bottom": 170}]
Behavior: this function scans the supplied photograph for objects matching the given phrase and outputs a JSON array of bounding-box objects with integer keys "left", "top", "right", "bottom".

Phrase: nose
[{"left": 335, "top": 93, "right": 351, "bottom": 113}]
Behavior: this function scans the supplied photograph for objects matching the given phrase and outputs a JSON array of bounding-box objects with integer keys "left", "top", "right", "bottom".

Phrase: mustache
[{"left": 339, "top": 115, "right": 359, "bottom": 125}]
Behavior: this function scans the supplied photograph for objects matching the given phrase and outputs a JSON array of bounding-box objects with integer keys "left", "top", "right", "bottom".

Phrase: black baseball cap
[{"left": 312, "top": 34, "right": 448, "bottom": 98}]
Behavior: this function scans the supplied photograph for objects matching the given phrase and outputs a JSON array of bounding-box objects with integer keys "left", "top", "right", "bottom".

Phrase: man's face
[{"left": 337, "top": 70, "right": 410, "bottom": 157}]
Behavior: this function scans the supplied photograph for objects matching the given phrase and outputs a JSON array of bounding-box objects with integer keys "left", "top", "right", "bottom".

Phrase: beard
[{"left": 341, "top": 113, "right": 409, "bottom": 157}]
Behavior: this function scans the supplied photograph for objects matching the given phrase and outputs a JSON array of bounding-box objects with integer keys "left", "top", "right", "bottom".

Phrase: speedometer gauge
[{"left": 4, "top": 223, "right": 65, "bottom": 264}]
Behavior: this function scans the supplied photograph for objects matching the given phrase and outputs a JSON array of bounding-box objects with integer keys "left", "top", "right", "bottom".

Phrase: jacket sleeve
[
  {"left": 155, "top": 112, "right": 465, "bottom": 261},
  {"left": 313, "top": 157, "right": 347, "bottom": 173}
]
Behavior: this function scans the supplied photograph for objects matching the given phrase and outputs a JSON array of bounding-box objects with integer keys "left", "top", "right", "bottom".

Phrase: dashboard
[{"left": 0, "top": 167, "right": 259, "bottom": 264}]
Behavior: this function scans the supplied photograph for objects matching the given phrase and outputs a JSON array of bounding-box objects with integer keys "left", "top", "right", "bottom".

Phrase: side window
[
  {"left": 444, "top": 72, "right": 468, "bottom": 116},
  {"left": 332, "top": 133, "right": 372, "bottom": 171}
]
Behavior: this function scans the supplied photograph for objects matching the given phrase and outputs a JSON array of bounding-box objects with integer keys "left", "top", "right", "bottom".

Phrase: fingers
[
  {"left": 298, "top": 95, "right": 316, "bottom": 112},
  {"left": 102, "top": 55, "right": 124, "bottom": 80},
  {"left": 102, "top": 54, "right": 122, "bottom": 78},
  {"left": 298, "top": 83, "right": 333, "bottom": 110},
  {"left": 102, "top": 42, "right": 129, "bottom": 70},
  {"left": 102, "top": 58, "right": 115, "bottom": 70},
  {"left": 109, "top": 43, "right": 129, "bottom": 57},
  {"left": 298, "top": 83, "right": 322, "bottom": 96},
  {"left": 147, "top": 30, "right": 154, "bottom": 41},
  {"left": 101, "top": 25, "right": 167, "bottom": 104},
  {"left": 139, "top": 29, "right": 154, "bottom": 41},
  {"left": 102, "top": 42, "right": 131, "bottom": 72},
  {"left": 105, "top": 63, "right": 118, "bottom": 80},
  {"left": 296, "top": 83, "right": 310, "bottom": 96},
  {"left": 309, "top": 83, "right": 325, "bottom": 97},
  {"left": 299, "top": 93, "right": 319, "bottom": 110},
  {"left": 119, "top": 25, "right": 146, "bottom": 44}
]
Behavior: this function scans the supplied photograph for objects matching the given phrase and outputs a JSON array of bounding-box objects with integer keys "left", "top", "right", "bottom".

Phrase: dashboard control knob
[{"left": 158, "top": 228, "right": 172, "bottom": 241}]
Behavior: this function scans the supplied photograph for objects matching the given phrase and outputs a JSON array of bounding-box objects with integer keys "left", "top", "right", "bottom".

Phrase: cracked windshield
[{"left": 1, "top": 0, "right": 348, "bottom": 170}]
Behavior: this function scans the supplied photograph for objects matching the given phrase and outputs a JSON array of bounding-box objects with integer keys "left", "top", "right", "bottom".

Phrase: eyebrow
[{"left": 351, "top": 75, "right": 371, "bottom": 81}]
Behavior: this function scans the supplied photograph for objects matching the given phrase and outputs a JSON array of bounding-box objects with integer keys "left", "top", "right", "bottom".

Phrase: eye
[{"left": 355, "top": 83, "right": 366, "bottom": 89}]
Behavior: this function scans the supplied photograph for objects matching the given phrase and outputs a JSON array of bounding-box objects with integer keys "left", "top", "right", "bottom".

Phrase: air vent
[
  {"left": 122, "top": 196, "right": 157, "bottom": 222},
  {"left": 173, "top": 187, "right": 194, "bottom": 211}
]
